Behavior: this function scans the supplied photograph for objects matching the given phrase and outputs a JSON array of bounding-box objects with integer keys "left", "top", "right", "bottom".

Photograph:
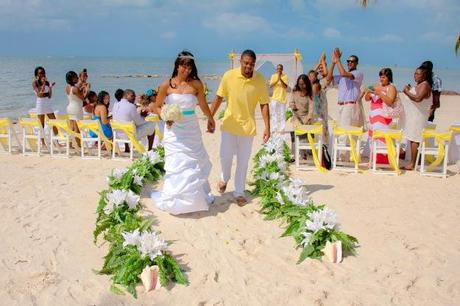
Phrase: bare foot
[
  {"left": 234, "top": 196, "right": 248, "bottom": 207},
  {"left": 217, "top": 181, "right": 227, "bottom": 194},
  {"left": 402, "top": 164, "right": 415, "bottom": 171}
]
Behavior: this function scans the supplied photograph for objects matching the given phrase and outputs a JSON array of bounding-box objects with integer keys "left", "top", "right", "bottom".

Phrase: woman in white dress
[
  {"left": 65, "top": 71, "right": 86, "bottom": 146},
  {"left": 401, "top": 65, "right": 432, "bottom": 170},
  {"left": 32, "top": 66, "right": 58, "bottom": 141},
  {"left": 150, "top": 51, "right": 216, "bottom": 215}
]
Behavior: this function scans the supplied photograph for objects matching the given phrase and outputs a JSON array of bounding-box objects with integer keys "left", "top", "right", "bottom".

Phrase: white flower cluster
[
  {"left": 264, "top": 135, "right": 286, "bottom": 154},
  {"left": 104, "top": 189, "right": 141, "bottom": 214},
  {"left": 122, "top": 229, "right": 168, "bottom": 260},
  {"left": 301, "top": 208, "right": 339, "bottom": 246},
  {"left": 161, "top": 104, "right": 183, "bottom": 122},
  {"left": 143, "top": 150, "right": 162, "bottom": 165},
  {"left": 112, "top": 168, "right": 128, "bottom": 180},
  {"left": 258, "top": 153, "right": 286, "bottom": 170},
  {"left": 280, "top": 178, "right": 311, "bottom": 206}
]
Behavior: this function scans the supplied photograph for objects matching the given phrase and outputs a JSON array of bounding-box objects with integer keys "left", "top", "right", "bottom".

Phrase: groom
[{"left": 210, "top": 49, "right": 270, "bottom": 206}]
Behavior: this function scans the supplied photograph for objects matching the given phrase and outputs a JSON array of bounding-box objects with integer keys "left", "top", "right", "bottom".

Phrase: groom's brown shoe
[{"left": 217, "top": 181, "right": 227, "bottom": 193}]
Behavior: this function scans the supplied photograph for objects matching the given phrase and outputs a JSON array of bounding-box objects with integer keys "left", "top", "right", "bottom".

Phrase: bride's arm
[
  {"left": 194, "top": 80, "right": 215, "bottom": 133},
  {"left": 151, "top": 82, "right": 168, "bottom": 116}
]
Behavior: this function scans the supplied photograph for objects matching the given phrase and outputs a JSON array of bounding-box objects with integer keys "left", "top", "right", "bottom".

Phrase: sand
[{"left": 0, "top": 90, "right": 459, "bottom": 306}]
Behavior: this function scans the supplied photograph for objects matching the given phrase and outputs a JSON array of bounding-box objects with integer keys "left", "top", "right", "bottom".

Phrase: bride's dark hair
[{"left": 169, "top": 50, "right": 200, "bottom": 88}]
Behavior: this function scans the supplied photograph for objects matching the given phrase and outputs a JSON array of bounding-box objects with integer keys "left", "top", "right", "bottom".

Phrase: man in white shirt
[{"left": 112, "top": 89, "right": 155, "bottom": 150}]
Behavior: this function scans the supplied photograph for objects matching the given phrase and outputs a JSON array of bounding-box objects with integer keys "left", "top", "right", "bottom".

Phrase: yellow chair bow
[
  {"left": 372, "top": 129, "right": 402, "bottom": 174},
  {"left": 295, "top": 124, "right": 327, "bottom": 173},
  {"left": 77, "top": 120, "right": 114, "bottom": 153},
  {"left": 333, "top": 125, "right": 363, "bottom": 168},
  {"left": 111, "top": 121, "right": 146, "bottom": 154},
  {"left": 421, "top": 129, "right": 453, "bottom": 172}
]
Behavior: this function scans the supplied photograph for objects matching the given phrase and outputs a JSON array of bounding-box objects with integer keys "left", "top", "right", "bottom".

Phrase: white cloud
[
  {"left": 203, "top": 13, "right": 271, "bottom": 35},
  {"left": 160, "top": 31, "right": 176, "bottom": 40},
  {"left": 323, "top": 27, "right": 341, "bottom": 38},
  {"left": 362, "top": 34, "right": 404, "bottom": 43},
  {"left": 421, "top": 32, "right": 456, "bottom": 45}
]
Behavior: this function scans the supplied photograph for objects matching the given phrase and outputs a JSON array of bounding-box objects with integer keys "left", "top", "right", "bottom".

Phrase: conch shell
[
  {"left": 140, "top": 265, "right": 160, "bottom": 292},
  {"left": 323, "top": 241, "right": 342, "bottom": 263}
]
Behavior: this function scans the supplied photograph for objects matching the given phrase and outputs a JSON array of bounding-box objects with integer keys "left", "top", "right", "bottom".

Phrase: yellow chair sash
[
  {"left": 77, "top": 120, "right": 114, "bottom": 152},
  {"left": 449, "top": 125, "right": 460, "bottom": 134},
  {"left": 111, "top": 121, "right": 145, "bottom": 154},
  {"left": 421, "top": 129, "right": 452, "bottom": 172},
  {"left": 295, "top": 125, "right": 327, "bottom": 172},
  {"left": 333, "top": 126, "right": 363, "bottom": 167},
  {"left": 18, "top": 118, "right": 42, "bottom": 151},
  {"left": 0, "top": 118, "right": 11, "bottom": 148},
  {"left": 372, "top": 130, "right": 402, "bottom": 174},
  {"left": 47, "top": 119, "right": 82, "bottom": 140},
  {"left": 145, "top": 115, "right": 163, "bottom": 141}
]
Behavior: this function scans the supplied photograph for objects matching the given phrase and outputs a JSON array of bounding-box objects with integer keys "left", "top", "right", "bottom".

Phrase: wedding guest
[
  {"left": 112, "top": 89, "right": 155, "bottom": 151},
  {"left": 89, "top": 90, "right": 112, "bottom": 139},
  {"left": 84, "top": 90, "right": 97, "bottom": 117},
  {"left": 325, "top": 48, "right": 364, "bottom": 155},
  {"left": 78, "top": 68, "right": 91, "bottom": 97},
  {"left": 289, "top": 74, "right": 313, "bottom": 158},
  {"left": 269, "top": 64, "right": 289, "bottom": 133},
  {"left": 421, "top": 61, "right": 442, "bottom": 122},
  {"left": 32, "top": 66, "right": 58, "bottom": 139},
  {"left": 114, "top": 89, "right": 124, "bottom": 103},
  {"left": 65, "top": 71, "right": 85, "bottom": 145},
  {"left": 210, "top": 49, "right": 270, "bottom": 206},
  {"left": 401, "top": 65, "right": 432, "bottom": 170},
  {"left": 364, "top": 68, "right": 397, "bottom": 164}
]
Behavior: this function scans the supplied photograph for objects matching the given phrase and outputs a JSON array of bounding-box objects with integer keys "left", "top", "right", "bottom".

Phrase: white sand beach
[{"left": 1, "top": 90, "right": 459, "bottom": 305}]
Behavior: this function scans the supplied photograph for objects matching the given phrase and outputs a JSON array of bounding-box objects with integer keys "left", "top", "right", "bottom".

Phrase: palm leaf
[
  {"left": 360, "top": 0, "right": 368, "bottom": 8},
  {"left": 456, "top": 35, "right": 460, "bottom": 56}
]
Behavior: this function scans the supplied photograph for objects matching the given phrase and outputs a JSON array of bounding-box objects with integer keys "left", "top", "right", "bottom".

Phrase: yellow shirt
[
  {"left": 270, "top": 73, "right": 289, "bottom": 103},
  {"left": 217, "top": 68, "right": 269, "bottom": 136}
]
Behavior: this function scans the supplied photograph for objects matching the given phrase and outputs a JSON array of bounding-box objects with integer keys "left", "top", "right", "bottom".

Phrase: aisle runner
[
  {"left": 93, "top": 147, "right": 187, "bottom": 298},
  {"left": 251, "top": 136, "right": 359, "bottom": 263}
]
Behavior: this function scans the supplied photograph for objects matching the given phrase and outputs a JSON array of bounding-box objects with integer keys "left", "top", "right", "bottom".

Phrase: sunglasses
[{"left": 347, "top": 60, "right": 356, "bottom": 64}]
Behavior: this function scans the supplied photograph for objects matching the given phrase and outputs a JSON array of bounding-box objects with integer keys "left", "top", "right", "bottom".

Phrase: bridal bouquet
[{"left": 161, "top": 104, "right": 183, "bottom": 127}]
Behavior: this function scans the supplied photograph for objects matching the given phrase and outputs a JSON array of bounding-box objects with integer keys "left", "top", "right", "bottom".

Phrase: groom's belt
[{"left": 182, "top": 110, "right": 195, "bottom": 115}]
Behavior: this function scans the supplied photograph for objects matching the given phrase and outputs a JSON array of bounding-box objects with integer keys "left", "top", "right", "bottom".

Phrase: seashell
[
  {"left": 140, "top": 265, "right": 160, "bottom": 292},
  {"left": 323, "top": 240, "right": 342, "bottom": 263}
]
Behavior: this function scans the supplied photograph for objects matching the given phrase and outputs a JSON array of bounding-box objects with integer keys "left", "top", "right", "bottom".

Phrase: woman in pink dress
[{"left": 364, "top": 68, "right": 397, "bottom": 164}]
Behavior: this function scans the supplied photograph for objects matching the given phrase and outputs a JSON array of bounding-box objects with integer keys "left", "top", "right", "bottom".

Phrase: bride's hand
[
  {"left": 166, "top": 120, "right": 174, "bottom": 128},
  {"left": 207, "top": 117, "right": 215, "bottom": 133}
]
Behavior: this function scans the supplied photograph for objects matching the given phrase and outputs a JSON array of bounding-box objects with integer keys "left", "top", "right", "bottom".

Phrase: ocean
[{"left": 1, "top": 56, "right": 459, "bottom": 119}]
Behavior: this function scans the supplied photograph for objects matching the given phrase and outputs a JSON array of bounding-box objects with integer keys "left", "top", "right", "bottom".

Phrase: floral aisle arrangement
[
  {"left": 94, "top": 147, "right": 187, "bottom": 298},
  {"left": 251, "top": 136, "right": 358, "bottom": 263}
]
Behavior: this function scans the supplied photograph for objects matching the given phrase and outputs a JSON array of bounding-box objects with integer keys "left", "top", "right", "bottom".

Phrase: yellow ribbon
[
  {"left": 421, "top": 129, "right": 452, "bottom": 172},
  {"left": 372, "top": 130, "right": 402, "bottom": 174},
  {"left": 47, "top": 119, "right": 82, "bottom": 140},
  {"left": 0, "top": 118, "right": 11, "bottom": 148},
  {"left": 145, "top": 115, "right": 164, "bottom": 141},
  {"left": 18, "top": 117, "right": 42, "bottom": 151},
  {"left": 449, "top": 125, "right": 460, "bottom": 134},
  {"left": 294, "top": 125, "right": 327, "bottom": 173},
  {"left": 333, "top": 125, "right": 363, "bottom": 168},
  {"left": 111, "top": 121, "right": 146, "bottom": 154},
  {"left": 77, "top": 120, "right": 114, "bottom": 153}
]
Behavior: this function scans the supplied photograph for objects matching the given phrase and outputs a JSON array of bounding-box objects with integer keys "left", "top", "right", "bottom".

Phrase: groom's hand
[
  {"left": 263, "top": 128, "right": 270, "bottom": 143},
  {"left": 207, "top": 117, "right": 216, "bottom": 133}
]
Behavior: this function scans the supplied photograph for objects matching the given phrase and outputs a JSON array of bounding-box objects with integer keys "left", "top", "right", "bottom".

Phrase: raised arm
[{"left": 326, "top": 52, "right": 336, "bottom": 85}]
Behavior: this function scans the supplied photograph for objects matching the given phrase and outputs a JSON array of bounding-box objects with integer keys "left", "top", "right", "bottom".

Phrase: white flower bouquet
[{"left": 161, "top": 104, "right": 183, "bottom": 128}]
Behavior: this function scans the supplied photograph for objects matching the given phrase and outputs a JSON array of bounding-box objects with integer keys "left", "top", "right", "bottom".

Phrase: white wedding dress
[{"left": 151, "top": 93, "right": 213, "bottom": 215}]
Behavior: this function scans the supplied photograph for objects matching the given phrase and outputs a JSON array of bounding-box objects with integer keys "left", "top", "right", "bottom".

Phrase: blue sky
[{"left": 0, "top": 0, "right": 459, "bottom": 69}]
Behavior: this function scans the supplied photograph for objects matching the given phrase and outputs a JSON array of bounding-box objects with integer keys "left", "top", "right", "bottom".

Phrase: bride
[{"left": 150, "top": 51, "right": 216, "bottom": 215}]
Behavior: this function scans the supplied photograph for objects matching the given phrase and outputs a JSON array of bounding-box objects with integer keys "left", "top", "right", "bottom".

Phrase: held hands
[
  {"left": 263, "top": 128, "right": 270, "bottom": 143},
  {"left": 206, "top": 117, "right": 216, "bottom": 133}
]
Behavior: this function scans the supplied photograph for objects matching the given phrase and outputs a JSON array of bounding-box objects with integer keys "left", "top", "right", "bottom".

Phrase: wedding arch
[{"left": 228, "top": 49, "right": 304, "bottom": 87}]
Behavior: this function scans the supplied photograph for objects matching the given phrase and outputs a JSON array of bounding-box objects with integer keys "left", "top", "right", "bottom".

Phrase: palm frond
[
  {"left": 455, "top": 35, "right": 460, "bottom": 56},
  {"left": 360, "top": 0, "right": 368, "bottom": 8}
]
